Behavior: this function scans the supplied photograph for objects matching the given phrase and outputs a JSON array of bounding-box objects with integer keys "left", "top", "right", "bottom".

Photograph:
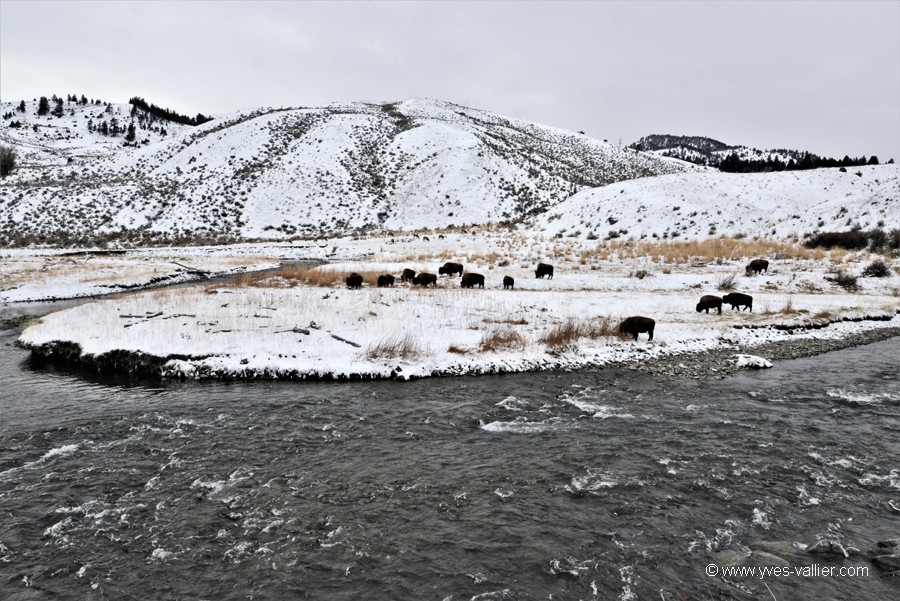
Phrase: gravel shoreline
[{"left": 628, "top": 325, "right": 900, "bottom": 379}]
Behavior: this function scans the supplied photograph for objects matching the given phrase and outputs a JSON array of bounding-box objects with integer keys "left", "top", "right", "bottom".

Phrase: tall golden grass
[
  {"left": 577, "top": 237, "right": 827, "bottom": 264},
  {"left": 227, "top": 267, "right": 390, "bottom": 288},
  {"left": 364, "top": 333, "right": 422, "bottom": 360}
]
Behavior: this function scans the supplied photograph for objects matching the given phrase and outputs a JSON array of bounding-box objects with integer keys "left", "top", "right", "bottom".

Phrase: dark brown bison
[
  {"left": 345, "top": 272, "right": 363, "bottom": 289},
  {"left": 722, "top": 292, "right": 753, "bottom": 312},
  {"left": 535, "top": 263, "right": 554, "bottom": 279},
  {"left": 401, "top": 268, "right": 416, "bottom": 283},
  {"left": 439, "top": 262, "right": 464, "bottom": 277},
  {"left": 461, "top": 272, "right": 485, "bottom": 288},
  {"left": 696, "top": 294, "right": 723, "bottom": 314},
  {"left": 503, "top": 275, "right": 514, "bottom": 289},
  {"left": 412, "top": 272, "right": 438, "bottom": 287},
  {"left": 376, "top": 274, "right": 395, "bottom": 287},
  {"left": 745, "top": 259, "right": 769, "bottom": 275},
  {"left": 619, "top": 316, "right": 655, "bottom": 341}
]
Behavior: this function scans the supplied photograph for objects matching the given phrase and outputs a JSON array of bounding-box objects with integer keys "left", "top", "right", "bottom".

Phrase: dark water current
[{"left": 1, "top": 305, "right": 898, "bottom": 600}]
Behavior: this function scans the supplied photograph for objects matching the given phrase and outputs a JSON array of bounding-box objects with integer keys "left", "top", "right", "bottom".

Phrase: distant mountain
[
  {"left": 0, "top": 97, "right": 690, "bottom": 247},
  {"left": 629, "top": 134, "right": 880, "bottom": 171}
]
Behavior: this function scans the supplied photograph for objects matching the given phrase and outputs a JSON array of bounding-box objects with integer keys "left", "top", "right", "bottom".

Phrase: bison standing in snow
[
  {"left": 619, "top": 316, "right": 655, "bottom": 341},
  {"left": 722, "top": 292, "right": 753, "bottom": 312},
  {"left": 413, "top": 273, "right": 438, "bottom": 287},
  {"left": 503, "top": 276, "right": 514, "bottom": 289},
  {"left": 696, "top": 294, "right": 723, "bottom": 314},
  {"left": 377, "top": 274, "right": 395, "bottom": 287},
  {"left": 345, "top": 273, "right": 363, "bottom": 289},
  {"left": 439, "top": 262, "right": 464, "bottom": 277},
  {"left": 535, "top": 263, "right": 554, "bottom": 279},
  {"left": 745, "top": 259, "right": 769, "bottom": 275},
  {"left": 461, "top": 273, "right": 485, "bottom": 288},
  {"left": 401, "top": 268, "right": 416, "bottom": 283}
]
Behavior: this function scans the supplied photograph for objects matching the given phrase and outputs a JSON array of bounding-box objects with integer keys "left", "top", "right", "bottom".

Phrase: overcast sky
[{"left": 2, "top": 0, "right": 898, "bottom": 160}]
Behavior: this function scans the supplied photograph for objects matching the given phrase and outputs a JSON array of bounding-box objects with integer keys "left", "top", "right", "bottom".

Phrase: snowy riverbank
[{"left": 15, "top": 232, "right": 900, "bottom": 380}]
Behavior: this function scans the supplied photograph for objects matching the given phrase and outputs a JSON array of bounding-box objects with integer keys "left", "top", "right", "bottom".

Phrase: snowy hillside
[
  {"left": 0, "top": 97, "right": 689, "bottom": 246},
  {"left": 533, "top": 165, "right": 899, "bottom": 241}
]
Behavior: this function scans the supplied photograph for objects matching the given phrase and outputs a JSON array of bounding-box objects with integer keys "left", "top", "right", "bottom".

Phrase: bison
[
  {"left": 535, "top": 262, "right": 554, "bottom": 279},
  {"left": 345, "top": 272, "right": 363, "bottom": 289},
  {"left": 619, "top": 316, "right": 655, "bottom": 341},
  {"left": 722, "top": 292, "right": 753, "bottom": 312},
  {"left": 503, "top": 275, "right": 514, "bottom": 289},
  {"left": 412, "top": 272, "right": 438, "bottom": 287},
  {"left": 745, "top": 259, "right": 769, "bottom": 275},
  {"left": 696, "top": 294, "right": 723, "bottom": 314},
  {"left": 461, "top": 272, "right": 485, "bottom": 288},
  {"left": 401, "top": 268, "right": 416, "bottom": 283},
  {"left": 439, "top": 262, "right": 464, "bottom": 277},
  {"left": 377, "top": 274, "right": 395, "bottom": 287}
]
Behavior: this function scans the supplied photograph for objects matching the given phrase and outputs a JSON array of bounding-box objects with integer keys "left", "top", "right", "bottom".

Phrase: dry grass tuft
[
  {"left": 539, "top": 316, "right": 620, "bottom": 351},
  {"left": 233, "top": 267, "right": 389, "bottom": 288},
  {"left": 364, "top": 333, "right": 422, "bottom": 360},
  {"left": 717, "top": 273, "right": 738, "bottom": 291},
  {"left": 447, "top": 344, "right": 468, "bottom": 354},
  {"left": 479, "top": 327, "right": 527, "bottom": 352},
  {"left": 812, "top": 310, "right": 834, "bottom": 320}
]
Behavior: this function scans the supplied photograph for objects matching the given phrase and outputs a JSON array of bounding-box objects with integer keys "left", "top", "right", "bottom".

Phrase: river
[{"left": 0, "top": 300, "right": 898, "bottom": 600}]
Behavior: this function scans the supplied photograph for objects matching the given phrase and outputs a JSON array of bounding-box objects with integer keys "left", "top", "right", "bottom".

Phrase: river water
[{"left": 1, "top": 303, "right": 898, "bottom": 600}]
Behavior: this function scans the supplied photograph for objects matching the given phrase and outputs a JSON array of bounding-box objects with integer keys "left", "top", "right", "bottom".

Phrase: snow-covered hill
[
  {"left": 533, "top": 165, "right": 899, "bottom": 241},
  {"left": 0, "top": 97, "right": 689, "bottom": 246}
]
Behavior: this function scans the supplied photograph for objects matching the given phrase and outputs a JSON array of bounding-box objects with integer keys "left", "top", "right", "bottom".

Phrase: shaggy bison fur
[
  {"left": 461, "top": 272, "right": 485, "bottom": 288},
  {"left": 535, "top": 262, "right": 554, "bottom": 279},
  {"left": 439, "top": 262, "right": 464, "bottom": 277},
  {"left": 722, "top": 292, "right": 753, "bottom": 312},
  {"left": 619, "top": 316, "right": 655, "bottom": 341},
  {"left": 412, "top": 272, "right": 438, "bottom": 287},
  {"left": 377, "top": 274, "right": 395, "bottom": 287},
  {"left": 345, "top": 273, "right": 363, "bottom": 289},
  {"left": 503, "top": 275, "right": 514, "bottom": 289},
  {"left": 696, "top": 294, "right": 723, "bottom": 314},
  {"left": 401, "top": 268, "right": 416, "bottom": 283},
  {"left": 745, "top": 259, "right": 769, "bottom": 275}
]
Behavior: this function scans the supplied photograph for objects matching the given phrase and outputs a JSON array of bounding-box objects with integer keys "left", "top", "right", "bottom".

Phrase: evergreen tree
[
  {"left": 37, "top": 96, "right": 50, "bottom": 116},
  {"left": 868, "top": 156, "right": 879, "bottom": 165},
  {"left": 51, "top": 97, "right": 64, "bottom": 118},
  {"left": 80, "top": 95, "right": 88, "bottom": 105},
  {"left": 125, "top": 122, "right": 136, "bottom": 142},
  {"left": 17, "top": 100, "right": 25, "bottom": 112}
]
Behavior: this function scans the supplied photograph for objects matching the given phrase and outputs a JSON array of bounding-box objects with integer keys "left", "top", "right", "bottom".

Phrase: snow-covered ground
[{"left": 15, "top": 231, "right": 900, "bottom": 380}]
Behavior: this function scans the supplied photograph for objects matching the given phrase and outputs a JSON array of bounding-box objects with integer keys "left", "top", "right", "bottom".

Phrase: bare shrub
[
  {"left": 862, "top": 259, "right": 891, "bottom": 278},
  {"left": 824, "top": 270, "right": 859, "bottom": 292},
  {"left": 630, "top": 269, "right": 651, "bottom": 279},
  {"left": 447, "top": 344, "right": 468, "bottom": 354},
  {"left": 812, "top": 310, "right": 834, "bottom": 320},
  {"left": 0, "top": 144, "right": 17, "bottom": 177},
  {"left": 717, "top": 273, "right": 737, "bottom": 291},
  {"left": 365, "top": 333, "right": 422, "bottom": 360},
  {"left": 479, "top": 327, "right": 526, "bottom": 352}
]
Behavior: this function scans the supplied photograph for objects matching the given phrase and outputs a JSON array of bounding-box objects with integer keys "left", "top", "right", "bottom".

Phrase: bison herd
[{"left": 342, "top": 257, "right": 768, "bottom": 343}]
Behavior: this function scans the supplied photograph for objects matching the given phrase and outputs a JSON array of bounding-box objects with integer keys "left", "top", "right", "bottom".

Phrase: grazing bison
[
  {"left": 439, "top": 262, "right": 464, "bottom": 277},
  {"left": 503, "top": 275, "right": 514, "bottom": 289},
  {"left": 745, "top": 259, "right": 769, "bottom": 275},
  {"left": 696, "top": 294, "right": 723, "bottom": 314},
  {"left": 412, "top": 272, "right": 438, "bottom": 287},
  {"left": 345, "top": 272, "right": 363, "bottom": 289},
  {"left": 401, "top": 268, "right": 416, "bottom": 283},
  {"left": 722, "top": 292, "right": 753, "bottom": 312},
  {"left": 377, "top": 274, "right": 395, "bottom": 287},
  {"left": 460, "top": 272, "right": 485, "bottom": 288},
  {"left": 535, "top": 262, "right": 554, "bottom": 279},
  {"left": 619, "top": 316, "right": 655, "bottom": 341}
]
